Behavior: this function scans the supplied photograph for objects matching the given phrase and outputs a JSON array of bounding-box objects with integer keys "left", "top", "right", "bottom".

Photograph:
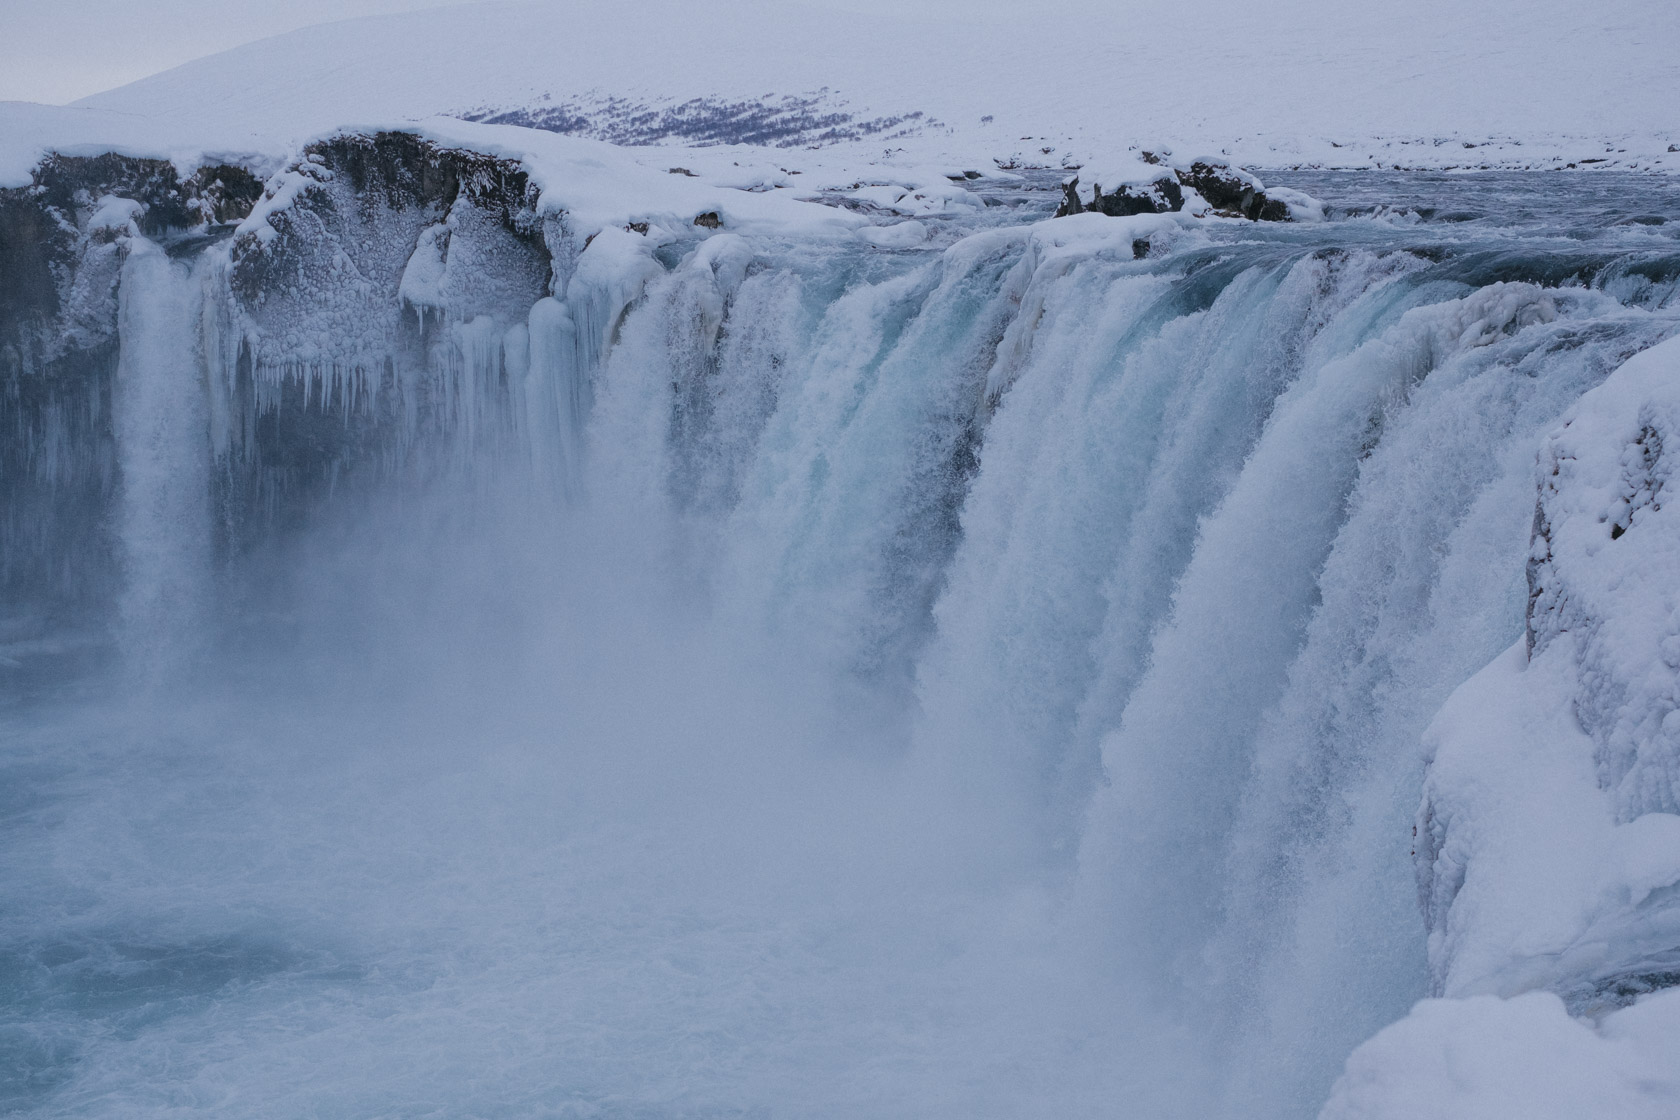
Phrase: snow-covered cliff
[{"left": 1328, "top": 337, "right": 1680, "bottom": 1118}]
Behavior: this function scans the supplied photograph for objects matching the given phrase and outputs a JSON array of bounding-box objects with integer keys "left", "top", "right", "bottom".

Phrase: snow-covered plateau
[{"left": 2, "top": 2, "right": 1679, "bottom": 1118}]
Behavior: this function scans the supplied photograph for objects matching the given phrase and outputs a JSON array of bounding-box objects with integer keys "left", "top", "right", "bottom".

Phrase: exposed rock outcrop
[
  {"left": 1057, "top": 171, "right": 1182, "bottom": 218},
  {"left": 1, "top": 128, "right": 680, "bottom": 607},
  {"left": 1054, "top": 153, "right": 1313, "bottom": 222}
]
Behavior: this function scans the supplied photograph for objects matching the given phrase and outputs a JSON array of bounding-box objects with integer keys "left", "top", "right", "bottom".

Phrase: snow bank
[
  {"left": 1416, "top": 640, "right": 1680, "bottom": 1007},
  {"left": 1529, "top": 335, "right": 1680, "bottom": 821},
  {"left": 85, "top": 194, "right": 144, "bottom": 235},
  {"left": 1320, "top": 989, "right": 1680, "bottom": 1119}
]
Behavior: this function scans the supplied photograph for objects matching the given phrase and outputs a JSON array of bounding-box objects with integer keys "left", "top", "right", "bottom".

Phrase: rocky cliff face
[
  {"left": 0, "top": 133, "right": 562, "bottom": 623},
  {"left": 213, "top": 132, "right": 553, "bottom": 540}
]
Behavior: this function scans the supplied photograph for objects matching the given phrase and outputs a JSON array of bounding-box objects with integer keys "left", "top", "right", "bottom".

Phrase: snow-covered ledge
[{"left": 1322, "top": 334, "right": 1680, "bottom": 1118}]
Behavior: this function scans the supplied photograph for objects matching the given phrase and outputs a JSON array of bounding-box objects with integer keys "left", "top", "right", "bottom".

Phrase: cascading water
[
  {"left": 2, "top": 169, "right": 1678, "bottom": 1119},
  {"left": 111, "top": 237, "right": 212, "bottom": 680}
]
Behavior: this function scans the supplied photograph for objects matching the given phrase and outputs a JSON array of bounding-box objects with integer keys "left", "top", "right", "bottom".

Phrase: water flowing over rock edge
[{"left": 3, "top": 132, "right": 1680, "bottom": 1119}]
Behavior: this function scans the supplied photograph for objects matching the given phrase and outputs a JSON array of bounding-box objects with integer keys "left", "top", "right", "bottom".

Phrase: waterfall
[
  {"left": 1074, "top": 279, "right": 1675, "bottom": 1114},
  {"left": 6, "top": 170, "right": 1679, "bottom": 1119},
  {"left": 112, "top": 237, "right": 212, "bottom": 681},
  {"left": 521, "top": 296, "right": 586, "bottom": 500}
]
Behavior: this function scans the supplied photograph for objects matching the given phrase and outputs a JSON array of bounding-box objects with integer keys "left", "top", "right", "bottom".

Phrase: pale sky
[
  {"left": 0, "top": 0, "right": 1000, "bottom": 106},
  {"left": 0, "top": 0, "right": 467, "bottom": 104}
]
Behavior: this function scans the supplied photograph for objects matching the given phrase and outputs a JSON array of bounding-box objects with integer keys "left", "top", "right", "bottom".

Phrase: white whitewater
[
  {"left": 572, "top": 211, "right": 1678, "bottom": 1115},
  {"left": 112, "top": 237, "right": 212, "bottom": 682}
]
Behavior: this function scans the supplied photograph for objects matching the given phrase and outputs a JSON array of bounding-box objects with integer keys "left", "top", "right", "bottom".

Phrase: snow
[
  {"left": 1529, "top": 335, "right": 1680, "bottom": 821},
  {"left": 1065, "top": 156, "right": 1175, "bottom": 195},
  {"left": 1416, "top": 640, "right": 1680, "bottom": 1005},
  {"left": 396, "top": 221, "right": 452, "bottom": 312},
  {"left": 85, "top": 194, "right": 144, "bottom": 234},
  {"left": 231, "top": 119, "right": 871, "bottom": 253},
  {"left": 1415, "top": 334, "right": 1680, "bottom": 1007},
  {"left": 841, "top": 178, "right": 983, "bottom": 217},
  {"left": 0, "top": 0, "right": 1669, "bottom": 192},
  {"left": 1265, "top": 185, "right": 1326, "bottom": 222},
  {"left": 0, "top": 101, "right": 275, "bottom": 189},
  {"left": 1320, "top": 989, "right": 1680, "bottom": 1120},
  {"left": 1361, "top": 334, "right": 1680, "bottom": 1120},
  {"left": 411, "top": 117, "right": 874, "bottom": 238}
]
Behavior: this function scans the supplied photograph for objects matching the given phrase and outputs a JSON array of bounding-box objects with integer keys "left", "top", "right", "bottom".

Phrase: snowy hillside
[{"left": 42, "top": 0, "right": 1680, "bottom": 176}]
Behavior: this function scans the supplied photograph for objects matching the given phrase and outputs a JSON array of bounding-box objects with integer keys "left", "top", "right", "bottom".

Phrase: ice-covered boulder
[
  {"left": 1055, "top": 164, "right": 1182, "bottom": 218},
  {"left": 1054, "top": 151, "right": 1319, "bottom": 221},
  {"left": 1175, "top": 159, "right": 1287, "bottom": 220}
]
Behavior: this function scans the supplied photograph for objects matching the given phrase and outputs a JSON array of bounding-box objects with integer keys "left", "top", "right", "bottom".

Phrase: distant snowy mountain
[{"left": 52, "top": 0, "right": 1680, "bottom": 173}]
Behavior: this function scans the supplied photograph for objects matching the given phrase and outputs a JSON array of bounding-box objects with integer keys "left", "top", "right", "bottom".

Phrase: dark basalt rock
[
  {"left": 23, "top": 153, "right": 263, "bottom": 239},
  {"left": 1055, "top": 157, "right": 1294, "bottom": 222},
  {"left": 0, "top": 186, "right": 73, "bottom": 335},
  {"left": 194, "top": 164, "right": 266, "bottom": 226},
  {"left": 1055, "top": 174, "right": 1183, "bottom": 218},
  {"left": 1177, "top": 161, "right": 1250, "bottom": 215}
]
